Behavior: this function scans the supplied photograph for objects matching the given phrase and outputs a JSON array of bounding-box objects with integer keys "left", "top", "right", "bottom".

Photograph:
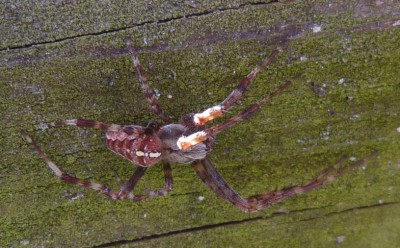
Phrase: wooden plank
[{"left": 1, "top": 0, "right": 399, "bottom": 246}]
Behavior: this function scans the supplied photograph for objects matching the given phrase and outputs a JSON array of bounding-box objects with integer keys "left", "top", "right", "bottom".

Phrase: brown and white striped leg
[
  {"left": 191, "top": 47, "right": 282, "bottom": 126},
  {"left": 177, "top": 77, "right": 295, "bottom": 150},
  {"left": 22, "top": 131, "right": 174, "bottom": 201},
  {"left": 21, "top": 131, "right": 119, "bottom": 199},
  {"left": 192, "top": 154, "right": 376, "bottom": 213},
  {"left": 42, "top": 118, "right": 121, "bottom": 131},
  {"left": 126, "top": 40, "right": 173, "bottom": 124},
  {"left": 41, "top": 118, "right": 148, "bottom": 138}
]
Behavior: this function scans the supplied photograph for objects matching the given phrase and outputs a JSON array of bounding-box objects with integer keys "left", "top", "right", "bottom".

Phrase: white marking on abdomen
[
  {"left": 135, "top": 150, "right": 161, "bottom": 158},
  {"left": 149, "top": 152, "right": 161, "bottom": 158},
  {"left": 136, "top": 151, "right": 145, "bottom": 157}
]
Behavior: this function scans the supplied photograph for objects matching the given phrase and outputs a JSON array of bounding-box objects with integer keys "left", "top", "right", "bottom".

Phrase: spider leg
[
  {"left": 126, "top": 40, "right": 173, "bottom": 124},
  {"left": 191, "top": 47, "right": 282, "bottom": 126},
  {"left": 116, "top": 166, "right": 147, "bottom": 199},
  {"left": 43, "top": 118, "right": 122, "bottom": 131},
  {"left": 206, "top": 76, "right": 296, "bottom": 135},
  {"left": 21, "top": 131, "right": 119, "bottom": 199},
  {"left": 114, "top": 171, "right": 126, "bottom": 186},
  {"left": 162, "top": 162, "right": 174, "bottom": 192},
  {"left": 126, "top": 162, "right": 174, "bottom": 201},
  {"left": 41, "top": 118, "right": 147, "bottom": 137},
  {"left": 117, "top": 162, "right": 173, "bottom": 201},
  {"left": 22, "top": 131, "right": 174, "bottom": 201},
  {"left": 177, "top": 77, "right": 295, "bottom": 150},
  {"left": 192, "top": 154, "right": 376, "bottom": 213}
]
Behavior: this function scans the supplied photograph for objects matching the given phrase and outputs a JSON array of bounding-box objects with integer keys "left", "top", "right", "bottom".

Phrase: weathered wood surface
[{"left": 1, "top": 0, "right": 399, "bottom": 247}]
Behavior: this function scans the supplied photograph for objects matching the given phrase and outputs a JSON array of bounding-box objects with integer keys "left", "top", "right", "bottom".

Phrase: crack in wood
[
  {"left": 0, "top": 1, "right": 279, "bottom": 52},
  {"left": 93, "top": 201, "right": 400, "bottom": 247}
]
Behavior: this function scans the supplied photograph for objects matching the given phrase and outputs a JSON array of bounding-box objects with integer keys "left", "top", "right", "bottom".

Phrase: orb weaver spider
[{"left": 22, "top": 41, "right": 375, "bottom": 212}]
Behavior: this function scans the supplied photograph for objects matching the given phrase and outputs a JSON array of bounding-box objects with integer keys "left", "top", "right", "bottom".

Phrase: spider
[{"left": 22, "top": 41, "right": 375, "bottom": 213}]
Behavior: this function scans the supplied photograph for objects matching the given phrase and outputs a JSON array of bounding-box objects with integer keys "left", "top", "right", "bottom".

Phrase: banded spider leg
[
  {"left": 192, "top": 153, "right": 376, "bottom": 213},
  {"left": 126, "top": 40, "right": 172, "bottom": 124},
  {"left": 175, "top": 47, "right": 295, "bottom": 150},
  {"left": 190, "top": 47, "right": 283, "bottom": 127},
  {"left": 177, "top": 76, "right": 297, "bottom": 150},
  {"left": 21, "top": 40, "right": 178, "bottom": 201},
  {"left": 21, "top": 120, "right": 173, "bottom": 201}
]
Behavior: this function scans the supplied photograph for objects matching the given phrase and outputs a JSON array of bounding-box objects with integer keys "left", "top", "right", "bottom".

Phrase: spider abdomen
[{"left": 105, "top": 128, "right": 163, "bottom": 167}]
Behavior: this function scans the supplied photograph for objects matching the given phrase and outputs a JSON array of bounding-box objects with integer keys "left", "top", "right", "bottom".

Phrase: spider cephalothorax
[{"left": 22, "top": 41, "right": 374, "bottom": 212}]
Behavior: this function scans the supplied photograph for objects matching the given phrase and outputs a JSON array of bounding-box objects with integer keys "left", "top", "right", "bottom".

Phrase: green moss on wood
[{"left": 1, "top": 0, "right": 399, "bottom": 246}]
